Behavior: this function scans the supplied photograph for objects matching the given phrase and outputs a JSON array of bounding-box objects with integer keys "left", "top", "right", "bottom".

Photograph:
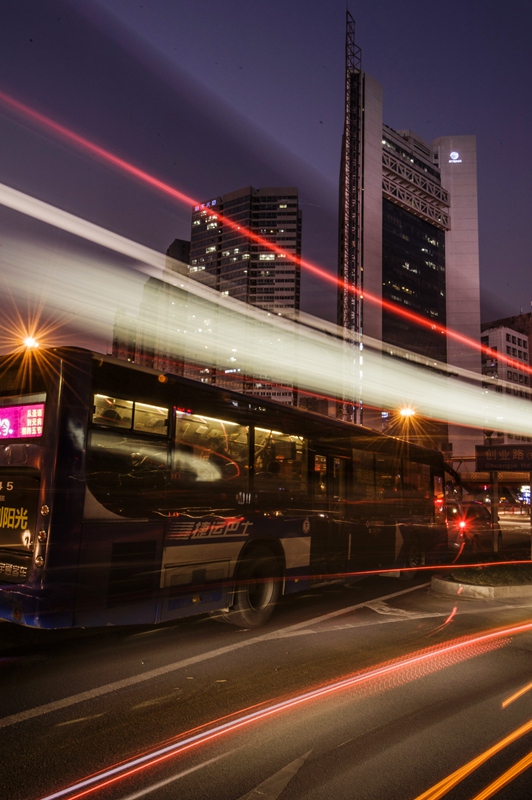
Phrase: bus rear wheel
[{"left": 223, "top": 548, "right": 281, "bottom": 628}]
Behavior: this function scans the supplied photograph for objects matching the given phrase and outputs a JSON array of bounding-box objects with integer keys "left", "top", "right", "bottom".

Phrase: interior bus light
[{"left": 196, "top": 415, "right": 241, "bottom": 426}]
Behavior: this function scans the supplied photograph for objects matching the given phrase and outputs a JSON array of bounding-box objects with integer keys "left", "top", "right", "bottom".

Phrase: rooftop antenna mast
[{"left": 338, "top": 11, "right": 363, "bottom": 422}]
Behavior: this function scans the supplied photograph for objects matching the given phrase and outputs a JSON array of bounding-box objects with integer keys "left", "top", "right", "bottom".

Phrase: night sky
[{"left": 0, "top": 0, "right": 530, "bottom": 345}]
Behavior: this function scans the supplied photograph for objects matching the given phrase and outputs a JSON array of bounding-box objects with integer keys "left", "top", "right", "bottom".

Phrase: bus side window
[
  {"left": 133, "top": 402, "right": 169, "bottom": 434},
  {"left": 87, "top": 431, "right": 169, "bottom": 512},
  {"left": 92, "top": 395, "right": 132, "bottom": 429},
  {"left": 314, "top": 454, "right": 327, "bottom": 497},
  {"left": 172, "top": 412, "right": 249, "bottom": 493},
  {"left": 402, "top": 459, "right": 432, "bottom": 517},
  {"left": 352, "top": 449, "right": 376, "bottom": 502},
  {"left": 254, "top": 428, "right": 308, "bottom": 494}
]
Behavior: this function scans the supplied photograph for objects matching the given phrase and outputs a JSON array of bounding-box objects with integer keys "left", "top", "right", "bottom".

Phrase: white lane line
[
  {"left": 117, "top": 752, "right": 230, "bottom": 800},
  {"left": 365, "top": 600, "right": 442, "bottom": 619},
  {"left": 0, "top": 583, "right": 430, "bottom": 729},
  {"left": 259, "top": 583, "right": 431, "bottom": 639},
  {"left": 237, "top": 750, "right": 313, "bottom": 800}
]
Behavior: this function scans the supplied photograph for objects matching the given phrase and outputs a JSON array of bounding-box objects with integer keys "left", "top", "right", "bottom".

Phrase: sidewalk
[
  {"left": 431, "top": 574, "right": 532, "bottom": 600},
  {"left": 431, "top": 534, "right": 532, "bottom": 601}
]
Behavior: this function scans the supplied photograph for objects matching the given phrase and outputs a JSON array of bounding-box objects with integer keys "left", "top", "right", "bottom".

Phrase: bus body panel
[{"left": 74, "top": 521, "right": 164, "bottom": 627}]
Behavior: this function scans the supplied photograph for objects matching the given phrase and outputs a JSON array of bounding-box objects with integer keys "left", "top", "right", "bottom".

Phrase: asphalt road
[
  {"left": 499, "top": 513, "right": 532, "bottom": 557},
  {"left": 2, "top": 571, "right": 532, "bottom": 800}
]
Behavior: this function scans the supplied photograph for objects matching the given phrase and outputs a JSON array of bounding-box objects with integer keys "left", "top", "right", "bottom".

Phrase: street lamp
[{"left": 399, "top": 406, "right": 415, "bottom": 439}]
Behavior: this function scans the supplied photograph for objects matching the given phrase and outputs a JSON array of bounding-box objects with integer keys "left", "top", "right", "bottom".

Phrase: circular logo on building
[{"left": 449, "top": 151, "right": 460, "bottom": 161}]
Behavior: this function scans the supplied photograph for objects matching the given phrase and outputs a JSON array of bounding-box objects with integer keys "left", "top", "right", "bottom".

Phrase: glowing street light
[{"left": 23, "top": 336, "right": 39, "bottom": 349}]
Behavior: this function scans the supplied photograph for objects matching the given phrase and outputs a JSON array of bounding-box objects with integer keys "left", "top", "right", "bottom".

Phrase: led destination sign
[{"left": 0, "top": 404, "right": 45, "bottom": 439}]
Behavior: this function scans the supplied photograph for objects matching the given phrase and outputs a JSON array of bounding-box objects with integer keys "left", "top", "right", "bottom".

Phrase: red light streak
[
  {"left": 449, "top": 542, "right": 465, "bottom": 564},
  {"left": 38, "top": 622, "right": 532, "bottom": 800},
  {"left": 310, "top": 558, "right": 532, "bottom": 582},
  {"left": 426, "top": 605, "right": 459, "bottom": 638},
  {"left": 0, "top": 88, "right": 527, "bottom": 379},
  {"left": 444, "top": 606, "right": 457, "bottom": 625},
  {"left": 210, "top": 554, "right": 532, "bottom": 587}
]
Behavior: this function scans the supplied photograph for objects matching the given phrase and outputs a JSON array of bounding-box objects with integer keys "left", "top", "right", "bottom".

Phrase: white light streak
[{"left": 1, "top": 181, "right": 532, "bottom": 438}]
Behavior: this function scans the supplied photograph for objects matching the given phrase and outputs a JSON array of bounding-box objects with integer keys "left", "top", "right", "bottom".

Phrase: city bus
[{"left": 0, "top": 347, "right": 450, "bottom": 630}]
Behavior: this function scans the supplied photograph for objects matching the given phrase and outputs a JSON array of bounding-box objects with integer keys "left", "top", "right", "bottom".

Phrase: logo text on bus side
[{"left": 167, "top": 517, "right": 253, "bottom": 540}]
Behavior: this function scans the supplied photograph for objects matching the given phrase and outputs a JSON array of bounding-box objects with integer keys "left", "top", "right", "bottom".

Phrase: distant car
[{"left": 445, "top": 500, "right": 502, "bottom": 554}]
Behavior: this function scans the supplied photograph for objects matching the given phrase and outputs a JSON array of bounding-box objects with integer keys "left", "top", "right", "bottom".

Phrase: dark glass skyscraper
[{"left": 337, "top": 11, "right": 481, "bottom": 466}]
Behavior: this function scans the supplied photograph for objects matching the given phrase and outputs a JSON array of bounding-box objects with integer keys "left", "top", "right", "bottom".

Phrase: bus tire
[
  {"left": 400, "top": 540, "right": 426, "bottom": 579},
  {"left": 223, "top": 547, "right": 281, "bottom": 628}
]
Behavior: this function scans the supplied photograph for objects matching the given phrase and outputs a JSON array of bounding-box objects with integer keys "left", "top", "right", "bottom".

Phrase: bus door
[
  {"left": 309, "top": 454, "right": 350, "bottom": 579},
  {"left": 349, "top": 451, "right": 401, "bottom": 571}
]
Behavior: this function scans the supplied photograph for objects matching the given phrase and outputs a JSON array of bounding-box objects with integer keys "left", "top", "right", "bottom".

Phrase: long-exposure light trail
[
  {"left": 469, "top": 750, "right": 532, "bottom": 800},
  {"left": 37, "top": 621, "right": 532, "bottom": 800},
  {"left": 2, "top": 185, "right": 532, "bottom": 437},
  {"left": 0, "top": 88, "right": 524, "bottom": 379},
  {"left": 266, "top": 558, "right": 532, "bottom": 583},
  {"left": 413, "top": 719, "right": 532, "bottom": 800},
  {"left": 502, "top": 678, "right": 532, "bottom": 709}
]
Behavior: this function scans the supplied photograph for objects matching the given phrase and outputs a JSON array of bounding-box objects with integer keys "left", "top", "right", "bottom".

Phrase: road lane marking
[
  {"left": 1, "top": 582, "right": 516, "bottom": 730},
  {"left": 237, "top": 750, "right": 312, "bottom": 799},
  {"left": 116, "top": 752, "right": 230, "bottom": 800},
  {"left": 0, "top": 584, "right": 431, "bottom": 729},
  {"left": 41, "top": 623, "right": 532, "bottom": 800},
  {"left": 365, "top": 600, "right": 441, "bottom": 619}
]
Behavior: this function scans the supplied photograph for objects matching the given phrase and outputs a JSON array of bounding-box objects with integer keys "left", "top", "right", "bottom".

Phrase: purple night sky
[{"left": 0, "top": 0, "right": 530, "bottom": 338}]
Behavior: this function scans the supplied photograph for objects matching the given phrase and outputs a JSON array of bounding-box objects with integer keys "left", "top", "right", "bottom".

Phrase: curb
[{"left": 431, "top": 575, "right": 532, "bottom": 601}]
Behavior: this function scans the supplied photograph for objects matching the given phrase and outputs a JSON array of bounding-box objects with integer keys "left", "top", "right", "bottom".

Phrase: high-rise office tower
[
  {"left": 188, "top": 186, "right": 302, "bottom": 403},
  {"left": 190, "top": 186, "right": 302, "bottom": 316},
  {"left": 337, "top": 12, "right": 481, "bottom": 467}
]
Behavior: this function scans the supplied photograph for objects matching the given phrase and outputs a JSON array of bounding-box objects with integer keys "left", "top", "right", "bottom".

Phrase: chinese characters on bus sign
[
  {"left": 0, "top": 404, "right": 45, "bottom": 438},
  {"left": 0, "top": 507, "right": 28, "bottom": 529},
  {"left": 476, "top": 445, "right": 532, "bottom": 472}
]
